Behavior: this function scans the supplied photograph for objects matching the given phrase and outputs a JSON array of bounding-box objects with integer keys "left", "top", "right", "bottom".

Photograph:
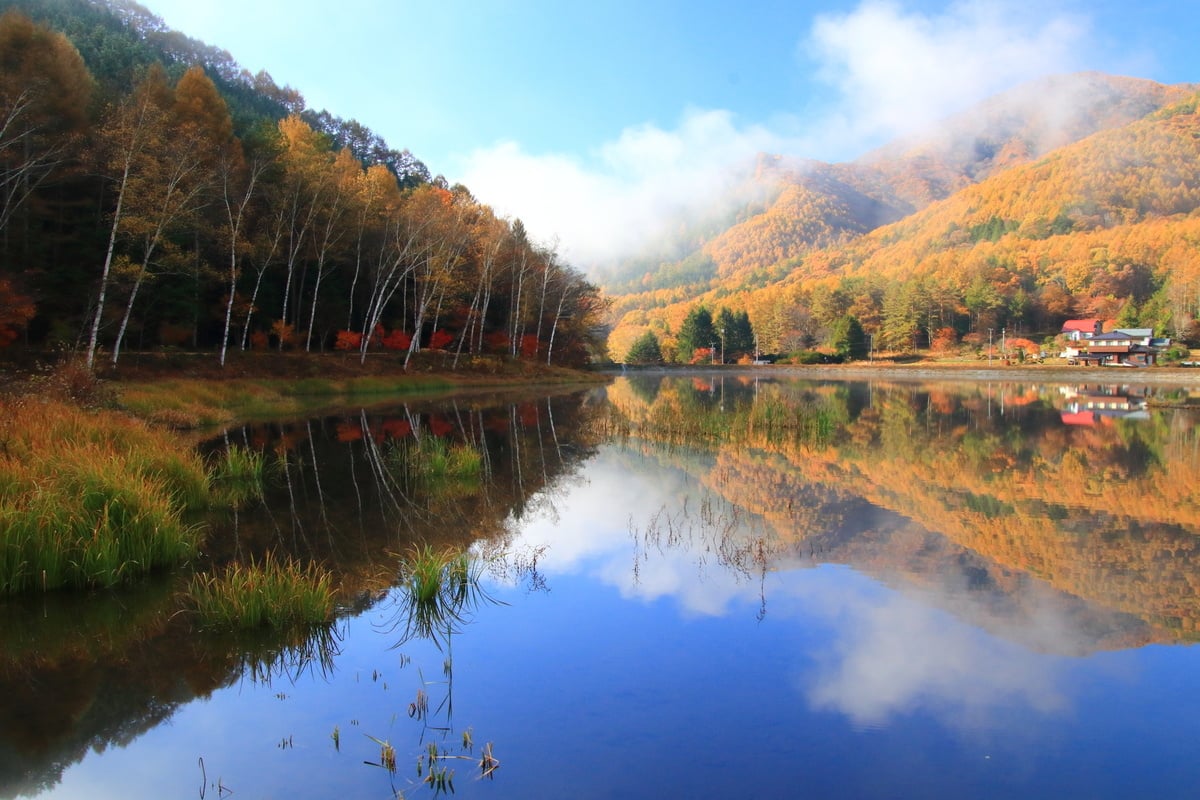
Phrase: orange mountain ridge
[{"left": 604, "top": 73, "right": 1200, "bottom": 362}]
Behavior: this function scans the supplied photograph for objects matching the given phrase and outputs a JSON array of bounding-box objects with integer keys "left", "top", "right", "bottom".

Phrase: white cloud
[
  {"left": 806, "top": 0, "right": 1089, "bottom": 148},
  {"left": 457, "top": 109, "right": 780, "bottom": 269},
  {"left": 456, "top": 1, "right": 1089, "bottom": 271}
]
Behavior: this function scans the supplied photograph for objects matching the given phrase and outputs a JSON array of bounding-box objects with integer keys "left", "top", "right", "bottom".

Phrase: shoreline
[{"left": 604, "top": 362, "right": 1200, "bottom": 387}]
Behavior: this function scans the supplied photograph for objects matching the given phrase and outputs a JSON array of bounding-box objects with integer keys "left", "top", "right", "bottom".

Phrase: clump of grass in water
[
  {"left": 208, "top": 445, "right": 267, "bottom": 508},
  {"left": 363, "top": 735, "right": 397, "bottom": 774},
  {"left": 188, "top": 553, "right": 336, "bottom": 629},
  {"left": 0, "top": 399, "right": 209, "bottom": 595},
  {"left": 387, "top": 437, "right": 482, "bottom": 489},
  {"left": 385, "top": 545, "right": 500, "bottom": 650}
]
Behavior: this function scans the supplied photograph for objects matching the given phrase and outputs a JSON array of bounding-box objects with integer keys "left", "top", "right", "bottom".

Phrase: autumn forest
[
  {"left": 604, "top": 74, "right": 1200, "bottom": 363},
  {"left": 0, "top": 0, "right": 606, "bottom": 370},
  {"left": 4, "top": 0, "right": 1200, "bottom": 373}
]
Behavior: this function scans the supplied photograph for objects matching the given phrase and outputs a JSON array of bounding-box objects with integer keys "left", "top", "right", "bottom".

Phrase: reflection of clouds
[
  {"left": 506, "top": 445, "right": 768, "bottom": 616},
  {"left": 506, "top": 442, "right": 1086, "bottom": 731},
  {"left": 798, "top": 580, "right": 1069, "bottom": 729}
]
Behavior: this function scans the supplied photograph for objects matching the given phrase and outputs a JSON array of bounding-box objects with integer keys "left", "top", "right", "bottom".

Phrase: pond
[{"left": 3, "top": 373, "right": 1200, "bottom": 799}]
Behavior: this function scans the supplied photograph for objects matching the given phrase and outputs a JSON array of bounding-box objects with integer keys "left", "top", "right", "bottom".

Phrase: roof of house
[
  {"left": 1061, "top": 411, "right": 1097, "bottom": 426},
  {"left": 1113, "top": 328, "right": 1153, "bottom": 338},
  {"left": 1062, "top": 319, "right": 1101, "bottom": 332}
]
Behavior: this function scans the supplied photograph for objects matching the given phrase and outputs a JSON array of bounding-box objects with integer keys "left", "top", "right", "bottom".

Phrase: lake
[{"left": 3, "top": 373, "right": 1200, "bottom": 799}]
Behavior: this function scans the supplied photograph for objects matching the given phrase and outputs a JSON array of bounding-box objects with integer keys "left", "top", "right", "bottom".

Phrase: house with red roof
[{"left": 1061, "top": 319, "right": 1102, "bottom": 340}]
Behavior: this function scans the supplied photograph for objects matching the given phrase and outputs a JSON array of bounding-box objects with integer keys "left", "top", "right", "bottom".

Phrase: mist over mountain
[{"left": 604, "top": 72, "right": 1200, "bottom": 362}]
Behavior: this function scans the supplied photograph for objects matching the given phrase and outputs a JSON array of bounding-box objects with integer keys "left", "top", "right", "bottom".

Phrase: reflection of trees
[
  {"left": 198, "top": 389, "right": 603, "bottom": 589},
  {"left": 607, "top": 375, "right": 1200, "bottom": 644},
  {"left": 0, "top": 387, "right": 603, "bottom": 798},
  {"left": 0, "top": 579, "right": 345, "bottom": 799}
]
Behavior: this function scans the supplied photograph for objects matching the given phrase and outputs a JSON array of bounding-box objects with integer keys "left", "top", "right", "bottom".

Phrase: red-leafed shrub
[
  {"left": 483, "top": 331, "right": 510, "bottom": 353},
  {"left": 0, "top": 276, "right": 35, "bottom": 347},
  {"left": 381, "top": 329, "right": 411, "bottom": 351},
  {"left": 335, "top": 330, "right": 363, "bottom": 351},
  {"left": 930, "top": 327, "right": 959, "bottom": 352}
]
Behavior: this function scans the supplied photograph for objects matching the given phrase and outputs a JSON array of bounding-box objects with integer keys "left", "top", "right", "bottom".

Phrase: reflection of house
[{"left": 1057, "top": 384, "right": 1150, "bottom": 424}]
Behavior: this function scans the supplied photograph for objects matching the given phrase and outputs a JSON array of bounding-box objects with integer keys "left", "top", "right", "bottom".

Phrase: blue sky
[{"left": 141, "top": 0, "right": 1198, "bottom": 267}]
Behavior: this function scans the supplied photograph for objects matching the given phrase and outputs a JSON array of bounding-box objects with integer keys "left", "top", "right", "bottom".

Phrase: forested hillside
[
  {"left": 0, "top": 0, "right": 606, "bottom": 368},
  {"left": 606, "top": 73, "right": 1200, "bottom": 363}
]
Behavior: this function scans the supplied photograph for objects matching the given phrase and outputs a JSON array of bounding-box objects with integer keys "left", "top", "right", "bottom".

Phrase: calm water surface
[{"left": 4, "top": 375, "right": 1200, "bottom": 799}]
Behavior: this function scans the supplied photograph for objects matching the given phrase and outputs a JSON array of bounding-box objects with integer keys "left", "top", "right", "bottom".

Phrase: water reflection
[
  {"left": 599, "top": 374, "right": 1200, "bottom": 643},
  {"left": 0, "top": 578, "right": 345, "bottom": 798},
  {"left": 4, "top": 374, "right": 1200, "bottom": 798},
  {"left": 0, "top": 390, "right": 601, "bottom": 799}
]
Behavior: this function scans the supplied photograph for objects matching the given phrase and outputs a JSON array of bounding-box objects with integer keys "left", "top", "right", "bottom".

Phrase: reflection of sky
[
  {"left": 503, "top": 444, "right": 1080, "bottom": 730},
  {"left": 27, "top": 441, "right": 1200, "bottom": 799},
  {"left": 506, "top": 445, "right": 772, "bottom": 616},
  {"left": 792, "top": 570, "right": 1069, "bottom": 729}
]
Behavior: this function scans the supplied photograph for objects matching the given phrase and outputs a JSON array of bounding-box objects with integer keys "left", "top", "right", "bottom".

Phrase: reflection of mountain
[{"left": 606, "top": 376, "right": 1200, "bottom": 645}]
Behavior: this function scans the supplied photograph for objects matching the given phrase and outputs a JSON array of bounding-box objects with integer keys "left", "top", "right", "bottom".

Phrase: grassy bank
[
  {"left": 0, "top": 397, "right": 210, "bottom": 594},
  {"left": 115, "top": 374, "right": 459, "bottom": 428},
  {"left": 0, "top": 352, "right": 603, "bottom": 599},
  {"left": 104, "top": 351, "right": 606, "bottom": 428}
]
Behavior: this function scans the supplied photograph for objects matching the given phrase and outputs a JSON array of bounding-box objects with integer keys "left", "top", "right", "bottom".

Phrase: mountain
[{"left": 605, "top": 73, "right": 1200, "bottom": 362}]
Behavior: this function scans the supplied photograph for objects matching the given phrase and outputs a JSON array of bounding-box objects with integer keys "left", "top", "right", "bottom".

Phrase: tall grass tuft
[
  {"left": 387, "top": 436, "right": 482, "bottom": 489},
  {"left": 188, "top": 553, "right": 336, "bottom": 630},
  {"left": 386, "top": 545, "right": 499, "bottom": 649},
  {"left": 0, "top": 399, "right": 210, "bottom": 595},
  {"left": 208, "top": 445, "right": 267, "bottom": 508}
]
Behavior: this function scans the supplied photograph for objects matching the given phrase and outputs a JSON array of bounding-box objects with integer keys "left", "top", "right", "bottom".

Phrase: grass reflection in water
[{"left": 365, "top": 545, "right": 505, "bottom": 795}]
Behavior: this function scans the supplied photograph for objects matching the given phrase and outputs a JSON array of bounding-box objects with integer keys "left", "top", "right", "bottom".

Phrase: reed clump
[
  {"left": 386, "top": 545, "right": 498, "bottom": 649},
  {"left": 188, "top": 552, "right": 336, "bottom": 629},
  {"left": 0, "top": 398, "right": 209, "bottom": 595},
  {"left": 388, "top": 437, "right": 482, "bottom": 488},
  {"left": 208, "top": 445, "right": 267, "bottom": 508}
]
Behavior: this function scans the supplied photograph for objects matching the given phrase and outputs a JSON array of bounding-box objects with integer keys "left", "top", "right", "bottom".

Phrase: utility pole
[{"left": 988, "top": 328, "right": 993, "bottom": 364}]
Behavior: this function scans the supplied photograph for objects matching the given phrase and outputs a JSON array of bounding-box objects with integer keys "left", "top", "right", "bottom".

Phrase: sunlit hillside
[{"left": 605, "top": 73, "right": 1200, "bottom": 362}]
